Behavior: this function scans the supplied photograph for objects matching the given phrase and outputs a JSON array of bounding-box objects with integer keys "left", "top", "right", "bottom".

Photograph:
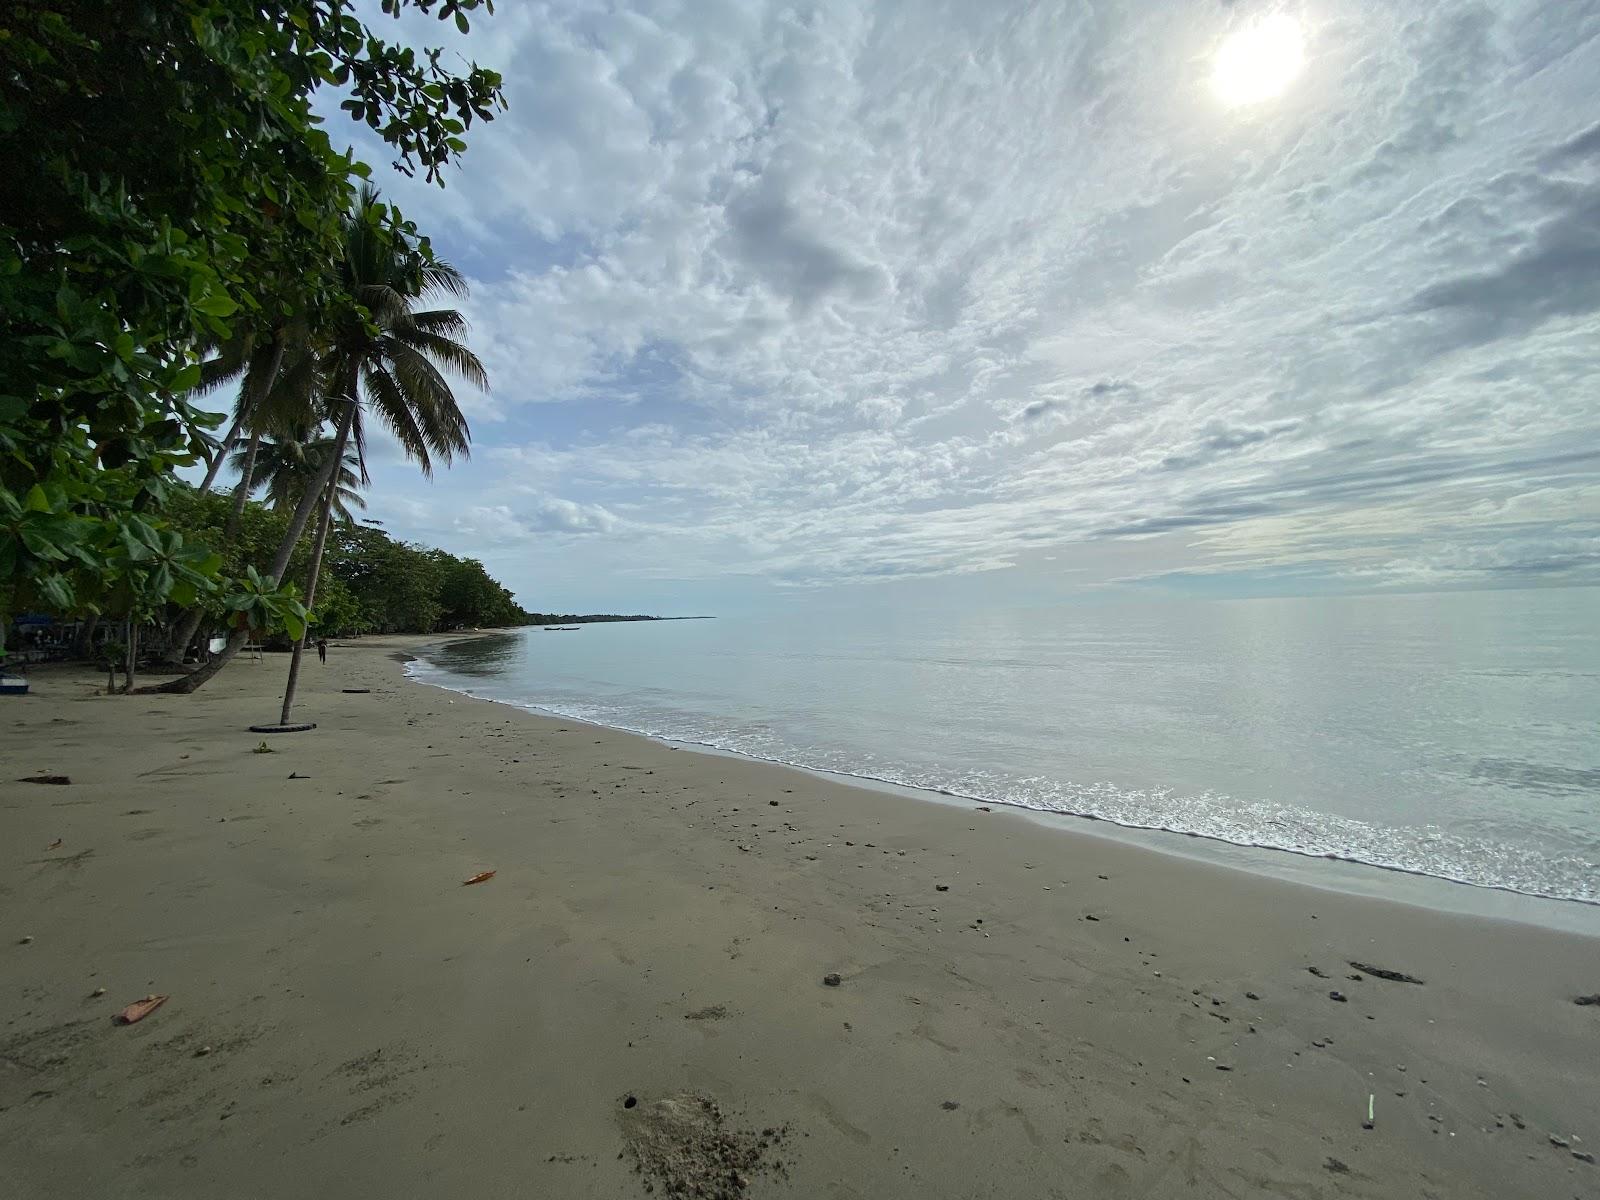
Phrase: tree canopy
[
  {"left": 0, "top": 0, "right": 504, "bottom": 632},
  {"left": 166, "top": 487, "right": 526, "bottom": 638}
]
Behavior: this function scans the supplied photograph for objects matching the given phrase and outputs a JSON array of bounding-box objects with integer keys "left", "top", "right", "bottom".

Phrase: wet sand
[{"left": 2, "top": 635, "right": 1596, "bottom": 1198}]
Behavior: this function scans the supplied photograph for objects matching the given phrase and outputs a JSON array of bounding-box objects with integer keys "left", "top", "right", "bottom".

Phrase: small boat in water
[{"left": 542, "top": 626, "right": 583, "bottom": 632}]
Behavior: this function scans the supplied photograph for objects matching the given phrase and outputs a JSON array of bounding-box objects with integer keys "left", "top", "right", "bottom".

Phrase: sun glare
[{"left": 1211, "top": 14, "right": 1305, "bottom": 108}]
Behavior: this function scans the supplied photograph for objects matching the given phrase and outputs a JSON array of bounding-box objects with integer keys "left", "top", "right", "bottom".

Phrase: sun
[{"left": 1211, "top": 14, "right": 1306, "bottom": 107}]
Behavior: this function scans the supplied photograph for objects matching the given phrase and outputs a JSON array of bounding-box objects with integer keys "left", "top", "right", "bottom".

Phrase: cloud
[
  {"left": 320, "top": 0, "right": 1600, "bottom": 607},
  {"left": 453, "top": 498, "right": 619, "bottom": 541}
]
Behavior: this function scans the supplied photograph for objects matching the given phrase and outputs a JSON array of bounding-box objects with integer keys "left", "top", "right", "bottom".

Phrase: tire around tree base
[{"left": 248, "top": 723, "right": 317, "bottom": 733}]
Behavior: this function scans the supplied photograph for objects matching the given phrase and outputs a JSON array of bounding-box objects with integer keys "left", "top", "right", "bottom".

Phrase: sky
[{"left": 246, "top": 0, "right": 1600, "bottom": 613}]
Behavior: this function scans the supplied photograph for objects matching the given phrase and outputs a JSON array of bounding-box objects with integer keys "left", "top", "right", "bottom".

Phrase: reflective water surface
[{"left": 410, "top": 589, "right": 1600, "bottom": 906}]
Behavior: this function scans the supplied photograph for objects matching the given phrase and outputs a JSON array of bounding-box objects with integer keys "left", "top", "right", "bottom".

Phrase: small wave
[{"left": 403, "top": 657, "right": 1599, "bottom": 907}]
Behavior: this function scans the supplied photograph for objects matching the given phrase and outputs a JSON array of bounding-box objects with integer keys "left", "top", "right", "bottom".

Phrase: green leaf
[
  {"left": 24, "top": 484, "right": 51, "bottom": 513},
  {"left": 193, "top": 291, "right": 239, "bottom": 317},
  {"left": 455, "top": 11, "right": 470, "bottom": 34}
]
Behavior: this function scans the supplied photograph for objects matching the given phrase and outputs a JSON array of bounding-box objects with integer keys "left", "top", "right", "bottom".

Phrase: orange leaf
[
  {"left": 113, "top": 994, "right": 169, "bottom": 1025},
  {"left": 462, "top": 870, "right": 496, "bottom": 886}
]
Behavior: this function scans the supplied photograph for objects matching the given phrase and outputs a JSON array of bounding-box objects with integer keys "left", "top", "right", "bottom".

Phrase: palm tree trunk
[
  {"left": 149, "top": 397, "right": 355, "bottom": 696},
  {"left": 276, "top": 464, "right": 342, "bottom": 725},
  {"left": 195, "top": 414, "right": 243, "bottom": 496},
  {"left": 225, "top": 430, "right": 263, "bottom": 538},
  {"left": 195, "top": 334, "right": 285, "bottom": 497},
  {"left": 164, "top": 427, "right": 264, "bottom": 664}
]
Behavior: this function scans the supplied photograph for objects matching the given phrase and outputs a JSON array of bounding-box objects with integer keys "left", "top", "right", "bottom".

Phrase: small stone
[
  {"left": 1549, "top": 1135, "right": 1570, "bottom": 1149},
  {"left": 940, "top": 1101, "right": 959, "bottom": 1111},
  {"left": 18, "top": 936, "right": 33, "bottom": 945},
  {"left": 822, "top": 973, "right": 842, "bottom": 987},
  {"left": 935, "top": 884, "right": 949, "bottom": 892},
  {"left": 194, "top": 1045, "right": 212, "bottom": 1057},
  {"left": 1573, "top": 1151, "right": 1595, "bottom": 1164},
  {"left": 1324, "top": 1157, "right": 1350, "bottom": 1174},
  {"left": 1329, "top": 991, "right": 1347, "bottom": 1002},
  {"left": 768, "top": 800, "right": 779, "bottom": 806},
  {"left": 1245, "top": 992, "right": 1259, "bottom": 1000},
  {"left": 90, "top": 987, "right": 106, "bottom": 998}
]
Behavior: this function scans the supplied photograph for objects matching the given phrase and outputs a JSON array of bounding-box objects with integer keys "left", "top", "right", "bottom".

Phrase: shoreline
[
  {"left": 404, "top": 637, "right": 1600, "bottom": 934},
  {"left": 3, "top": 636, "right": 1597, "bottom": 1199}
]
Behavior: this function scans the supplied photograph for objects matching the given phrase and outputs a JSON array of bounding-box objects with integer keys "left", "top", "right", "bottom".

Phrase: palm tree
[
  {"left": 230, "top": 426, "right": 368, "bottom": 525},
  {"left": 158, "top": 193, "right": 483, "bottom": 698},
  {"left": 162, "top": 325, "right": 319, "bottom": 664},
  {"left": 273, "top": 187, "right": 486, "bottom": 724}
]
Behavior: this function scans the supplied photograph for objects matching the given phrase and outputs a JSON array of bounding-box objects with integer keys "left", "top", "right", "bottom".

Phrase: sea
[{"left": 407, "top": 587, "right": 1600, "bottom": 918}]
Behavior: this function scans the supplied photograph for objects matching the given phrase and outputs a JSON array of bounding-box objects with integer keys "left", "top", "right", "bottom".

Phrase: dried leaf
[
  {"left": 462, "top": 870, "right": 496, "bottom": 886},
  {"left": 113, "top": 994, "right": 169, "bottom": 1025}
]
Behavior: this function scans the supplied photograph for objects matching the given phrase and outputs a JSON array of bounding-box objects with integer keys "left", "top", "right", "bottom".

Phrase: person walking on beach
[{"left": 316, "top": 638, "right": 328, "bottom": 665}]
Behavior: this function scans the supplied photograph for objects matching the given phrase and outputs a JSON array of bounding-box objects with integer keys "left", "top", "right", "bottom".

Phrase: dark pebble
[
  {"left": 1329, "top": 991, "right": 1347, "bottom": 1002},
  {"left": 823, "top": 973, "right": 842, "bottom": 987}
]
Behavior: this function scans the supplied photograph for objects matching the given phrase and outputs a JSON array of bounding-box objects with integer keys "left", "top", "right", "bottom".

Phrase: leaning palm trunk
[
  {"left": 225, "top": 430, "right": 263, "bottom": 538},
  {"left": 194, "top": 336, "right": 284, "bottom": 497},
  {"left": 274, "top": 432, "right": 346, "bottom": 725},
  {"left": 148, "top": 399, "right": 354, "bottom": 696},
  {"left": 164, "top": 427, "right": 263, "bottom": 664},
  {"left": 194, "top": 413, "right": 244, "bottom": 496}
]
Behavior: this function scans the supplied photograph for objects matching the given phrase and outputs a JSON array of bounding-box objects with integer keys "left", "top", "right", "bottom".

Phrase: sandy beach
[{"left": 2, "top": 635, "right": 1597, "bottom": 1200}]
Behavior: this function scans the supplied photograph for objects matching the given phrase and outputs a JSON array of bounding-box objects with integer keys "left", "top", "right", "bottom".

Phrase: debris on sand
[
  {"left": 1324, "top": 1157, "right": 1350, "bottom": 1174},
  {"left": 620, "top": 1092, "right": 788, "bottom": 1200},
  {"left": 1329, "top": 991, "right": 1348, "bottom": 1003},
  {"left": 18, "top": 775, "right": 71, "bottom": 785},
  {"left": 941, "top": 1100, "right": 960, "bottom": 1110},
  {"left": 461, "top": 870, "right": 496, "bottom": 886},
  {"left": 1349, "top": 962, "right": 1425, "bottom": 985},
  {"left": 1307, "top": 966, "right": 1329, "bottom": 978},
  {"left": 1574, "top": 994, "right": 1600, "bottom": 1006},
  {"left": 113, "top": 995, "right": 168, "bottom": 1025},
  {"left": 822, "top": 973, "right": 842, "bottom": 987}
]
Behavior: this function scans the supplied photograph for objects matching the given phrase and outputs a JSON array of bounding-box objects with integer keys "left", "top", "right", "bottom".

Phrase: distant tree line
[
  {"left": 167, "top": 487, "right": 525, "bottom": 640},
  {"left": 520, "top": 613, "right": 661, "bottom": 626}
]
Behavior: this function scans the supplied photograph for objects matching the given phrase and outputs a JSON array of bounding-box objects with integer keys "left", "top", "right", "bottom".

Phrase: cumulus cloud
[{"left": 336, "top": 0, "right": 1600, "bottom": 605}]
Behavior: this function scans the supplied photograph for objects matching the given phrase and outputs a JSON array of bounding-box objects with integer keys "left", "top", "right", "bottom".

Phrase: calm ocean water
[{"left": 408, "top": 588, "right": 1600, "bottom": 906}]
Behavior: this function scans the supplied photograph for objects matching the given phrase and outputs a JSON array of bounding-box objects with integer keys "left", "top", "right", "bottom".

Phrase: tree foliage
[
  {"left": 164, "top": 488, "right": 525, "bottom": 639},
  {"left": 0, "top": 0, "right": 504, "bottom": 628}
]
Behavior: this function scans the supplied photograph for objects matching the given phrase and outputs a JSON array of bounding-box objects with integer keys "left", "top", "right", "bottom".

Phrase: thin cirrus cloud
[{"left": 334, "top": 0, "right": 1600, "bottom": 610}]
